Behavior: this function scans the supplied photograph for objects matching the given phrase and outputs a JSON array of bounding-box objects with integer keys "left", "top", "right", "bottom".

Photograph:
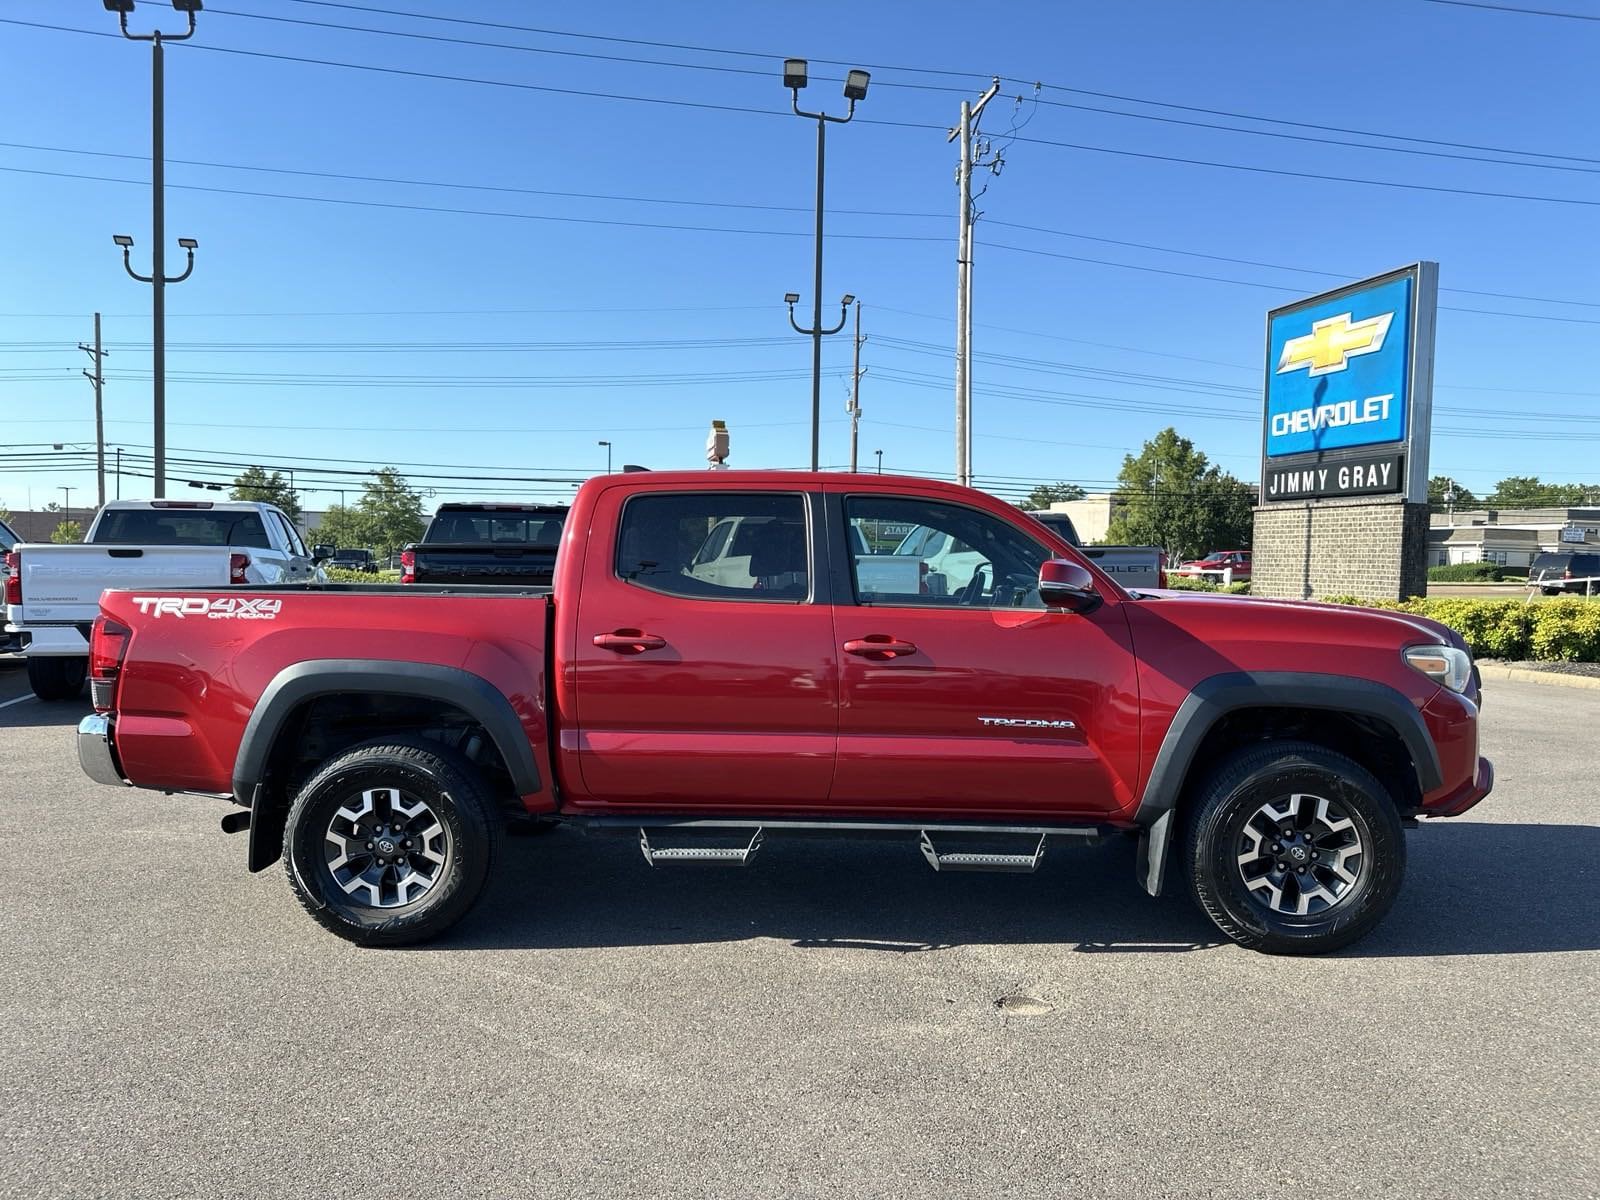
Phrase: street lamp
[
  {"left": 60, "top": 487, "right": 74, "bottom": 530},
  {"left": 874, "top": 449, "right": 883, "bottom": 475},
  {"left": 783, "top": 56, "right": 869, "bottom": 472},
  {"left": 597, "top": 440, "right": 613, "bottom": 474},
  {"left": 106, "top": 0, "right": 203, "bottom": 500}
]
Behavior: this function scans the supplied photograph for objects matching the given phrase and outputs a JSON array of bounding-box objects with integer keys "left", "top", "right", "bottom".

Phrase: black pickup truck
[{"left": 400, "top": 503, "right": 567, "bottom": 586}]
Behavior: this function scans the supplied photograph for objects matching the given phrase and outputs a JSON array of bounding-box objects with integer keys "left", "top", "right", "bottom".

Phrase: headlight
[{"left": 1404, "top": 644, "right": 1473, "bottom": 693}]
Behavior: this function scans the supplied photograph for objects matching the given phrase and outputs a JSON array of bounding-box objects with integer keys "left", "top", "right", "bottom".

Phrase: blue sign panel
[{"left": 1265, "top": 274, "right": 1413, "bottom": 458}]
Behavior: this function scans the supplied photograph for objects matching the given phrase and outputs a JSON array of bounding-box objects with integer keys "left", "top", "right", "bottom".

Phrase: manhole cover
[{"left": 994, "top": 994, "right": 1054, "bottom": 1016}]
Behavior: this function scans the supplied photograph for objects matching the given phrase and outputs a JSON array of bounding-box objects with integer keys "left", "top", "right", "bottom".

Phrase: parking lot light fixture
[
  {"left": 112, "top": 234, "right": 134, "bottom": 247},
  {"left": 107, "top": 0, "right": 200, "bottom": 500},
  {"left": 784, "top": 56, "right": 868, "bottom": 471}
]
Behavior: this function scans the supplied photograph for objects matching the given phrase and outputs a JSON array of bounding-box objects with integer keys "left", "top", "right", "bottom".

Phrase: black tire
[
  {"left": 1182, "top": 740, "right": 1405, "bottom": 955},
  {"left": 27, "top": 655, "right": 86, "bottom": 702},
  {"left": 283, "top": 738, "right": 502, "bottom": 946}
]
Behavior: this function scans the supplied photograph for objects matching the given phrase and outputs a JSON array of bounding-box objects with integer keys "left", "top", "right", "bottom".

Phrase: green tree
[
  {"left": 0, "top": 500, "right": 11, "bottom": 523},
  {"left": 312, "top": 504, "right": 372, "bottom": 553},
  {"left": 1104, "top": 427, "right": 1255, "bottom": 563},
  {"left": 50, "top": 520, "right": 83, "bottom": 544},
  {"left": 1019, "top": 482, "right": 1087, "bottom": 511},
  {"left": 355, "top": 467, "right": 426, "bottom": 557},
  {"left": 230, "top": 466, "right": 302, "bottom": 523},
  {"left": 1429, "top": 476, "right": 1476, "bottom": 509}
]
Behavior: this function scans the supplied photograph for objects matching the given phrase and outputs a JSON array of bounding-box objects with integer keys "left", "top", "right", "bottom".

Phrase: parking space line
[{"left": 0, "top": 694, "right": 37, "bottom": 710}]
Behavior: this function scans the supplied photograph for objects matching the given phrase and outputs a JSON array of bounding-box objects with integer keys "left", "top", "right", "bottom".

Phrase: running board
[
  {"left": 638, "top": 827, "right": 765, "bottom": 867},
  {"left": 920, "top": 831, "right": 1048, "bottom": 873}
]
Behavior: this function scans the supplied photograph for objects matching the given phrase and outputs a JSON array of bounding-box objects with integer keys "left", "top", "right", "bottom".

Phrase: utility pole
[
  {"left": 108, "top": 0, "right": 201, "bottom": 499},
  {"left": 78, "top": 312, "right": 108, "bottom": 509},
  {"left": 114, "top": 447, "right": 122, "bottom": 500},
  {"left": 949, "top": 78, "right": 1001, "bottom": 489},
  {"left": 847, "top": 300, "right": 865, "bottom": 472}
]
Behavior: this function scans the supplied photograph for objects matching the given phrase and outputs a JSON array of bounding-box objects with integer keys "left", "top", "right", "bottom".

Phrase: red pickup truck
[{"left": 76, "top": 471, "right": 1491, "bottom": 954}]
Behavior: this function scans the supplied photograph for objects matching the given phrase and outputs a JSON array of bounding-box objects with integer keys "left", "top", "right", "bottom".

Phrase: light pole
[
  {"left": 783, "top": 57, "right": 869, "bottom": 471},
  {"left": 598, "top": 440, "right": 613, "bottom": 474},
  {"left": 874, "top": 449, "right": 883, "bottom": 475},
  {"left": 106, "top": 0, "right": 202, "bottom": 500},
  {"left": 60, "top": 487, "right": 74, "bottom": 531}
]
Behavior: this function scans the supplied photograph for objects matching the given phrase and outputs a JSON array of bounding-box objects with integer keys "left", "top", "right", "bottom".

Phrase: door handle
[
  {"left": 843, "top": 636, "right": 918, "bottom": 659},
  {"left": 593, "top": 630, "right": 667, "bottom": 654}
]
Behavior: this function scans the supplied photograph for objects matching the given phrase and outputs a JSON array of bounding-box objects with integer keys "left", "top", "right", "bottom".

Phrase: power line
[
  {"left": 0, "top": 139, "right": 944, "bottom": 220},
  {"left": 11, "top": 18, "right": 1600, "bottom": 213},
  {"left": 0, "top": 163, "right": 943, "bottom": 243},
  {"left": 1419, "top": 0, "right": 1600, "bottom": 19},
  {"left": 12, "top": 136, "right": 1600, "bottom": 310},
  {"left": 281, "top": 0, "right": 1600, "bottom": 166}
]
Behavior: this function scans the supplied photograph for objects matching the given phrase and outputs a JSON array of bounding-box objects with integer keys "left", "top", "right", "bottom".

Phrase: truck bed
[{"left": 97, "top": 584, "right": 553, "bottom": 798}]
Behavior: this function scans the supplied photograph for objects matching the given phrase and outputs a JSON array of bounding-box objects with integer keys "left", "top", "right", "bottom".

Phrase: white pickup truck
[{"left": 3, "top": 499, "right": 329, "bottom": 699}]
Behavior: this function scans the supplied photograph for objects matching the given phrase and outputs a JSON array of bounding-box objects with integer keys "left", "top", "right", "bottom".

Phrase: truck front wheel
[
  {"left": 27, "top": 655, "right": 86, "bottom": 701},
  {"left": 283, "top": 738, "right": 501, "bottom": 946},
  {"left": 1183, "top": 740, "right": 1405, "bottom": 955}
]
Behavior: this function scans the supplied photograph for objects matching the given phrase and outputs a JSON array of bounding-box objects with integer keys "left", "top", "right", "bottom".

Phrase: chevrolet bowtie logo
[{"left": 1277, "top": 311, "right": 1394, "bottom": 377}]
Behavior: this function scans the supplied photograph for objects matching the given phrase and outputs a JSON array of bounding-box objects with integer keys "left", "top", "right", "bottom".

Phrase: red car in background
[{"left": 1178, "top": 549, "right": 1251, "bottom": 582}]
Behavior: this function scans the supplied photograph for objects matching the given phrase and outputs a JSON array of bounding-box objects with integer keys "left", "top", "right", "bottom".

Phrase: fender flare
[
  {"left": 1134, "top": 671, "right": 1442, "bottom": 897},
  {"left": 234, "top": 660, "right": 542, "bottom": 872}
]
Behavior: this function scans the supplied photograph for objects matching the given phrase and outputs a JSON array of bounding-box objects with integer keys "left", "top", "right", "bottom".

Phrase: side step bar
[
  {"left": 919, "top": 831, "right": 1047, "bottom": 873},
  {"left": 627, "top": 820, "right": 1093, "bottom": 874},
  {"left": 639, "top": 827, "right": 765, "bottom": 867}
]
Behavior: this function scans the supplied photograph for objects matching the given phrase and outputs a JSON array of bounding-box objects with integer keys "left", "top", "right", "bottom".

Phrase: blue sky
[{"left": 4, "top": 0, "right": 1599, "bottom": 513}]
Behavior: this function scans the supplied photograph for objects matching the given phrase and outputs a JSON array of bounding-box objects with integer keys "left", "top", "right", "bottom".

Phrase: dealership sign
[{"left": 1261, "top": 263, "right": 1437, "bottom": 504}]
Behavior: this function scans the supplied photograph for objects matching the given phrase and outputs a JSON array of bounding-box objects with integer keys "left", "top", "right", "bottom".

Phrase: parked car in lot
[
  {"left": 77, "top": 471, "right": 1491, "bottom": 955},
  {"left": 4, "top": 499, "right": 330, "bottom": 699},
  {"left": 401, "top": 502, "right": 567, "bottom": 586},
  {"left": 329, "top": 547, "right": 378, "bottom": 574},
  {"left": 1176, "top": 549, "right": 1252, "bottom": 583},
  {"left": 1530, "top": 551, "right": 1600, "bottom": 595}
]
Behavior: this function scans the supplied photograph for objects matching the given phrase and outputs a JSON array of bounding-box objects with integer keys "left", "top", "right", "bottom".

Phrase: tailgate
[
  {"left": 413, "top": 544, "right": 558, "bottom": 584},
  {"left": 13, "top": 545, "right": 233, "bottom": 624}
]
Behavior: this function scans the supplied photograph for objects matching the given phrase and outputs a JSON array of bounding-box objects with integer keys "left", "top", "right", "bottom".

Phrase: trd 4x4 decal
[{"left": 131, "top": 597, "right": 282, "bottom": 620}]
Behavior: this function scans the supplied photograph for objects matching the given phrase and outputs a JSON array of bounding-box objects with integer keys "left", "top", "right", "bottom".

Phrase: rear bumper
[
  {"left": 9, "top": 623, "right": 89, "bottom": 657},
  {"left": 77, "top": 714, "right": 129, "bottom": 787}
]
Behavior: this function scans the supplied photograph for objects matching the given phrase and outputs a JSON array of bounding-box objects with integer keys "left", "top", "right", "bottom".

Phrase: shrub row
[
  {"left": 1164, "top": 576, "right": 1251, "bottom": 595},
  {"left": 1427, "top": 562, "right": 1519, "bottom": 583},
  {"left": 1319, "top": 596, "right": 1600, "bottom": 662}
]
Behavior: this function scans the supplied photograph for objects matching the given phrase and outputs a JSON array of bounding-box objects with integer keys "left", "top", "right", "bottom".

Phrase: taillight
[
  {"left": 400, "top": 548, "right": 415, "bottom": 584},
  {"left": 1158, "top": 552, "right": 1168, "bottom": 590},
  {"left": 229, "top": 552, "right": 250, "bottom": 585},
  {"left": 89, "top": 616, "right": 131, "bottom": 713},
  {"left": 3, "top": 551, "right": 19, "bottom": 606}
]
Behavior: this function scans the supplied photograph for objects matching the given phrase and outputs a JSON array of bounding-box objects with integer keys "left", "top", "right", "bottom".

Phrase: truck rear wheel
[
  {"left": 283, "top": 738, "right": 501, "bottom": 946},
  {"left": 1183, "top": 740, "right": 1405, "bottom": 955},
  {"left": 27, "top": 655, "right": 86, "bottom": 701}
]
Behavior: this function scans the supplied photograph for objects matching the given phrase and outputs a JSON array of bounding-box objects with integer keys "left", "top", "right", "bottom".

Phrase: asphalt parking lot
[{"left": 1, "top": 659, "right": 1595, "bottom": 1199}]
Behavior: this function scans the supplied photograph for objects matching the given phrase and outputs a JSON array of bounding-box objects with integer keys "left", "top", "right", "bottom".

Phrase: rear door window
[
  {"left": 93, "top": 508, "right": 271, "bottom": 549},
  {"left": 616, "top": 493, "right": 809, "bottom": 601}
]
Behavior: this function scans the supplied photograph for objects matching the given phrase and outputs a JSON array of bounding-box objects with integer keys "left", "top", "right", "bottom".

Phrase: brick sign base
[{"left": 1252, "top": 495, "right": 1429, "bottom": 601}]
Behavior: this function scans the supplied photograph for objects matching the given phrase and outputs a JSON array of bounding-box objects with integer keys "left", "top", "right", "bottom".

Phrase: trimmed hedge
[
  {"left": 322, "top": 566, "right": 379, "bottom": 584},
  {"left": 1164, "top": 576, "right": 1251, "bottom": 595},
  {"left": 1427, "top": 562, "right": 1516, "bottom": 583},
  {"left": 1320, "top": 595, "right": 1600, "bottom": 662}
]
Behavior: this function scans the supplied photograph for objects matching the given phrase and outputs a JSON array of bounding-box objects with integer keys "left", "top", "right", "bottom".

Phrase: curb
[{"left": 1478, "top": 665, "right": 1600, "bottom": 691}]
